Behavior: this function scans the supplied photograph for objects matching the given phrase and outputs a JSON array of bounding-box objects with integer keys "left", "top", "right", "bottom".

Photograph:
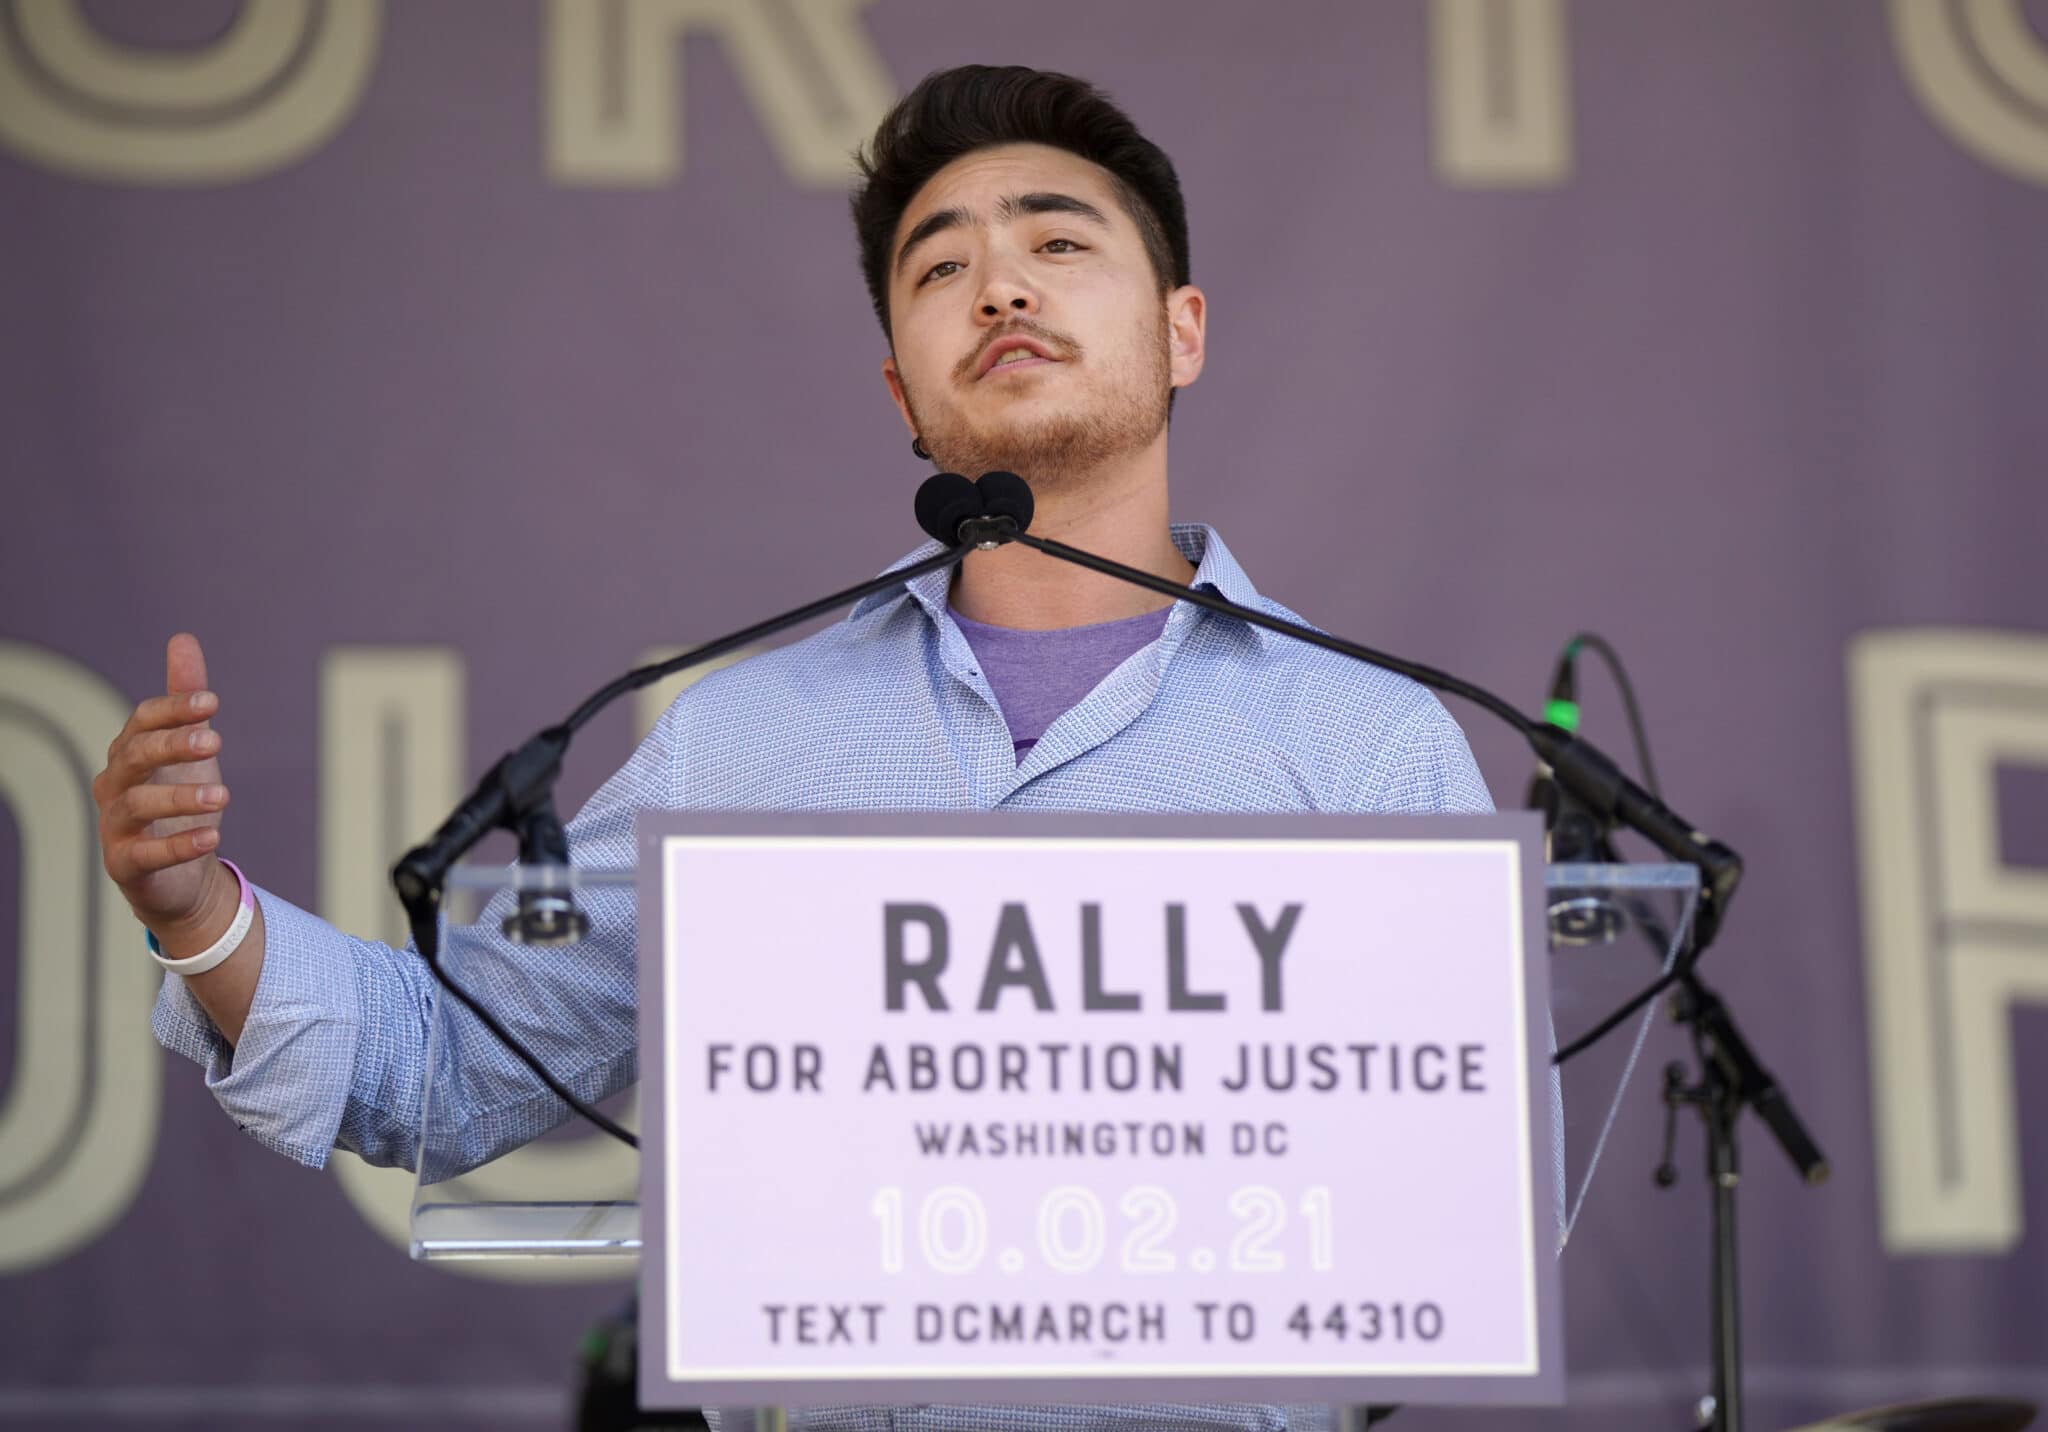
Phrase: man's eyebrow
[
  {"left": 893, "top": 192, "right": 1113, "bottom": 276},
  {"left": 997, "top": 192, "right": 1111, "bottom": 227},
  {"left": 895, "top": 206, "right": 971, "bottom": 276}
]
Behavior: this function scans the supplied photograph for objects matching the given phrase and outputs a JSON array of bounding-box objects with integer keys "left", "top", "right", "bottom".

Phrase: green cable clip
[{"left": 1544, "top": 697, "right": 1581, "bottom": 732}]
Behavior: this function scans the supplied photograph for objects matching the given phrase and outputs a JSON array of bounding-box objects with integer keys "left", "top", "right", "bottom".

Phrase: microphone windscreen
[
  {"left": 976, "top": 471, "right": 1035, "bottom": 533},
  {"left": 914, "top": 472, "right": 983, "bottom": 545}
]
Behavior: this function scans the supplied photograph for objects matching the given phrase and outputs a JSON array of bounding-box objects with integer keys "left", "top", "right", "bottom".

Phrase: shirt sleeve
[
  {"left": 150, "top": 694, "right": 683, "bottom": 1173},
  {"left": 151, "top": 886, "right": 379, "bottom": 1168},
  {"left": 1365, "top": 685, "right": 1496, "bottom": 814}
]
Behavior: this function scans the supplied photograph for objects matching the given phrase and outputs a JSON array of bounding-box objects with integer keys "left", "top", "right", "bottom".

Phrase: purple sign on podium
[{"left": 636, "top": 812, "right": 1561, "bottom": 1410}]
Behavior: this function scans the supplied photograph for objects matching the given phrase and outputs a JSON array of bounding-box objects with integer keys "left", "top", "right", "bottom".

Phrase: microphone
[
  {"left": 1544, "top": 639, "right": 1581, "bottom": 734},
  {"left": 1525, "top": 639, "right": 1623, "bottom": 944},
  {"left": 914, "top": 471, "right": 1036, "bottom": 547},
  {"left": 914, "top": 472, "right": 983, "bottom": 546},
  {"left": 977, "top": 470, "right": 1034, "bottom": 530},
  {"left": 1524, "top": 641, "right": 1582, "bottom": 836}
]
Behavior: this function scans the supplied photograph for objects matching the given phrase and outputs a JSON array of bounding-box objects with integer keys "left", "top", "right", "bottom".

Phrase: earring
[{"left": 911, "top": 437, "right": 932, "bottom": 462}]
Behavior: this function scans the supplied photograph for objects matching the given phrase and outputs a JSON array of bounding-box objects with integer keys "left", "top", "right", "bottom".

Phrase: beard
[{"left": 907, "top": 312, "right": 1172, "bottom": 495}]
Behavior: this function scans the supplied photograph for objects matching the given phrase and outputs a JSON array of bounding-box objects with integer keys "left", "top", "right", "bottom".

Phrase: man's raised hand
[{"left": 95, "top": 633, "right": 235, "bottom": 939}]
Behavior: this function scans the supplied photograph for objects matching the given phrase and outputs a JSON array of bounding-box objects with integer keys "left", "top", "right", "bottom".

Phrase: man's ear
[
  {"left": 1166, "top": 285, "right": 1207, "bottom": 391},
  {"left": 881, "top": 354, "right": 919, "bottom": 438}
]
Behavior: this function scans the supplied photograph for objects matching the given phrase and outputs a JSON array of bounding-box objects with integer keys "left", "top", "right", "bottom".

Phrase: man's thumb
[{"left": 165, "top": 632, "right": 210, "bottom": 697}]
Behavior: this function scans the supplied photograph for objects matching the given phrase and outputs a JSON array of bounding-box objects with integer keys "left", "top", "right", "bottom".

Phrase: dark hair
[{"left": 850, "top": 66, "right": 1190, "bottom": 340}]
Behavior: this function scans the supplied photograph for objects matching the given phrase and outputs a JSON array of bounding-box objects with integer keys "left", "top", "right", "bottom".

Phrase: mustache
[{"left": 954, "top": 320, "right": 1081, "bottom": 381}]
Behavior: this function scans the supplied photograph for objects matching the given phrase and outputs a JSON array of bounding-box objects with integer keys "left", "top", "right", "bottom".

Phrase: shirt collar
[{"left": 850, "top": 523, "right": 1277, "bottom": 645}]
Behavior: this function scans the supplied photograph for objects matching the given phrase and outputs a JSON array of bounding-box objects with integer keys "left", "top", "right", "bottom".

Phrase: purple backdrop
[{"left": 3, "top": 1, "right": 2046, "bottom": 1428}]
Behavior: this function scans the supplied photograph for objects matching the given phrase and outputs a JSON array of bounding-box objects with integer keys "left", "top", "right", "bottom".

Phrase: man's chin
[
  {"left": 924, "top": 400, "right": 1164, "bottom": 482},
  {"left": 935, "top": 430, "right": 1075, "bottom": 480}
]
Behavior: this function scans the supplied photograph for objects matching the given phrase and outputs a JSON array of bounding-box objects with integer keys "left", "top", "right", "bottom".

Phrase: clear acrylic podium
[
  {"left": 409, "top": 861, "right": 1698, "bottom": 1263},
  {"left": 408, "top": 864, "right": 641, "bottom": 1262}
]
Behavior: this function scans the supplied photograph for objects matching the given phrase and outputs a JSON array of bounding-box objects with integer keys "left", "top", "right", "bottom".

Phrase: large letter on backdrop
[
  {"left": 317, "top": 647, "right": 466, "bottom": 961},
  {"left": 1891, "top": 0, "right": 2048, "bottom": 187},
  {"left": 1850, "top": 630, "right": 2048, "bottom": 1254},
  {"left": 545, "top": 0, "right": 895, "bottom": 186},
  {"left": 0, "top": 644, "right": 160, "bottom": 1273},
  {"left": 1428, "top": 0, "right": 1573, "bottom": 186},
  {"left": 0, "top": 0, "right": 381, "bottom": 185}
]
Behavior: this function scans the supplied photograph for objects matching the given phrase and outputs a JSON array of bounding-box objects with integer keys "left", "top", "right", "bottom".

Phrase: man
[{"left": 97, "top": 66, "right": 1490, "bottom": 1430}]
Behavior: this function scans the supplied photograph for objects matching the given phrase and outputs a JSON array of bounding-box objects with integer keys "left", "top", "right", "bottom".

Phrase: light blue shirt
[{"left": 152, "top": 524, "right": 1492, "bottom": 1431}]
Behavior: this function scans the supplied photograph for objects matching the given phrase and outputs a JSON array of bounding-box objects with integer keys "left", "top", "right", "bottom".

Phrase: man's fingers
[
  {"left": 120, "top": 827, "right": 221, "bottom": 877},
  {"left": 122, "top": 690, "right": 217, "bottom": 740},
  {"left": 165, "top": 632, "right": 210, "bottom": 698},
  {"left": 107, "top": 781, "right": 228, "bottom": 832},
  {"left": 114, "top": 724, "right": 221, "bottom": 785},
  {"left": 97, "top": 638, "right": 227, "bottom": 920}
]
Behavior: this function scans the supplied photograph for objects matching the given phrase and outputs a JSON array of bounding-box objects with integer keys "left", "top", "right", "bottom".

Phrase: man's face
[{"left": 881, "top": 143, "right": 1203, "bottom": 491}]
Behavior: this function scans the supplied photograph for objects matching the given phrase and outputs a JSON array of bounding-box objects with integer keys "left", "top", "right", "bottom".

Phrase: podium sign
[{"left": 637, "top": 812, "right": 1562, "bottom": 1410}]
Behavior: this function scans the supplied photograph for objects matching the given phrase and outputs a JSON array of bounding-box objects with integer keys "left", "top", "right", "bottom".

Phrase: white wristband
[{"left": 146, "top": 858, "right": 255, "bottom": 976}]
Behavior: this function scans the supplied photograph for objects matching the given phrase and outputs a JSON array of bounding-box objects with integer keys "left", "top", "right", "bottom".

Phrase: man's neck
[{"left": 946, "top": 438, "right": 1195, "bottom": 630}]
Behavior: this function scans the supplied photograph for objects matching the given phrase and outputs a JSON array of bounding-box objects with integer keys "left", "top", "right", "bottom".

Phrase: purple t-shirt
[{"left": 951, "top": 604, "right": 1174, "bottom": 757}]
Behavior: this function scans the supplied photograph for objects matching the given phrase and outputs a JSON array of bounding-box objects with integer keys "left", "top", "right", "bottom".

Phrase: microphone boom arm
[
  {"left": 1000, "top": 524, "right": 1743, "bottom": 946},
  {"left": 389, "top": 540, "right": 975, "bottom": 1151},
  {"left": 394, "top": 543, "right": 973, "bottom": 902}
]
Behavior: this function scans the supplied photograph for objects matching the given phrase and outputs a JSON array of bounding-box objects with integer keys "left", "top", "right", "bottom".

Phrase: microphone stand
[
  {"left": 387, "top": 541, "right": 974, "bottom": 1149},
  {"left": 954, "top": 507, "right": 1826, "bottom": 1432}
]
